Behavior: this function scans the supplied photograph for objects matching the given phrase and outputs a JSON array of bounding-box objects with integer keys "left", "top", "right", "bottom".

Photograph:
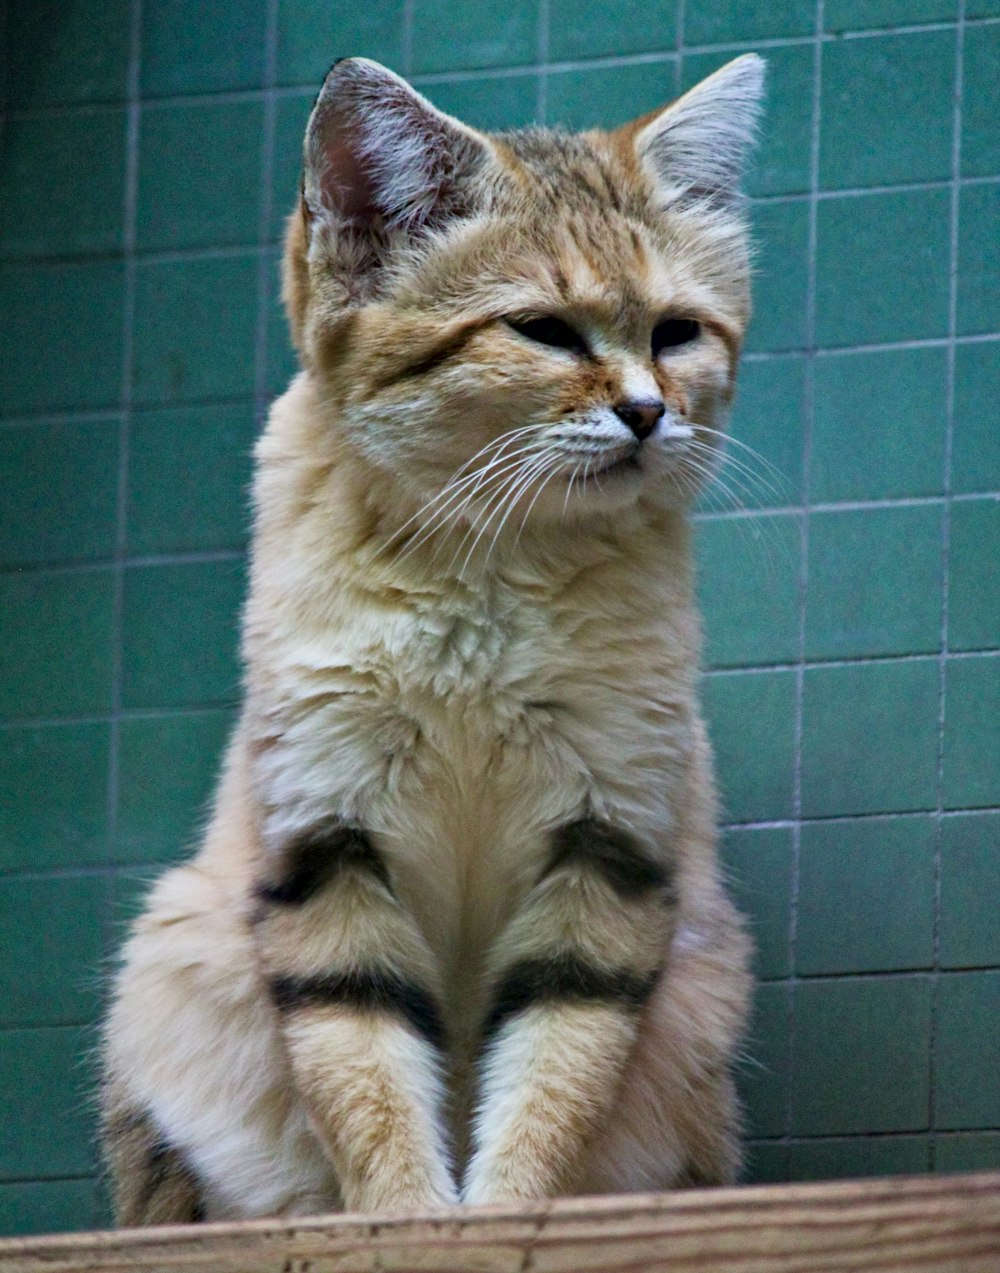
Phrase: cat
[{"left": 102, "top": 51, "right": 765, "bottom": 1222}]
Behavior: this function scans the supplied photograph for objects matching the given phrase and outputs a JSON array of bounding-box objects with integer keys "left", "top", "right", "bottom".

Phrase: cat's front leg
[
  {"left": 251, "top": 815, "right": 457, "bottom": 1212},
  {"left": 463, "top": 818, "right": 676, "bottom": 1204}
]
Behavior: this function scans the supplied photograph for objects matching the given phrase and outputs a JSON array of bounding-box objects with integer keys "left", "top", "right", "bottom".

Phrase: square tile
[
  {"left": 7, "top": 0, "right": 131, "bottom": 107},
  {"left": 276, "top": 0, "right": 405, "bottom": 87},
  {"left": 801, "top": 659, "right": 940, "bottom": 817},
  {"left": 949, "top": 499, "right": 1000, "bottom": 652},
  {"left": 545, "top": 60, "right": 676, "bottom": 130},
  {"left": 820, "top": 31, "right": 953, "bottom": 189},
  {"left": 962, "top": 24, "right": 1000, "bottom": 179},
  {"left": 121, "top": 561, "right": 246, "bottom": 710},
  {"left": 136, "top": 101, "right": 264, "bottom": 252},
  {"left": 797, "top": 815, "right": 935, "bottom": 975},
  {"left": 804, "top": 505, "right": 943, "bottom": 659},
  {"left": 425, "top": 73, "right": 539, "bottom": 132},
  {"left": 825, "top": 0, "right": 954, "bottom": 29},
  {"left": 743, "top": 1141, "right": 790, "bottom": 1184},
  {"left": 940, "top": 812, "right": 1000, "bottom": 969},
  {"left": 549, "top": 0, "right": 677, "bottom": 61},
  {"left": 0, "top": 724, "right": 110, "bottom": 872},
  {"left": 953, "top": 340, "right": 1000, "bottom": 494},
  {"left": 0, "top": 571, "right": 115, "bottom": 720},
  {"left": 702, "top": 670, "right": 797, "bottom": 821},
  {"left": 936, "top": 1132, "right": 1000, "bottom": 1173},
  {"left": 0, "top": 1178, "right": 99, "bottom": 1237},
  {"left": 411, "top": 0, "right": 538, "bottom": 75},
  {"left": 967, "top": 0, "right": 1000, "bottom": 14},
  {"left": 0, "top": 877, "right": 106, "bottom": 1027},
  {"left": 132, "top": 255, "right": 258, "bottom": 406},
  {"left": 811, "top": 347, "right": 947, "bottom": 502},
  {"left": 127, "top": 402, "right": 257, "bottom": 555},
  {"left": 791, "top": 975, "right": 933, "bottom": 1134},
  {"left": 270, "top": 92, "right": 313, "bottom": 241},
  {"left": 685, "top": 0, "right": 814, "bottom": 42},
  {"left": 0, "top": 110, "right": 126, "bottom": 260},
  {"left": 720, "top": 826, "right": 792, "bottom": 979},
  {"left": 724, "top": 355, "right": 806, "bottom": 509},
  {"left": 787, "top": 1135, "right": 929, "bottom": 1180},
  {"left": 957, "top": 183, "right": 1000, "bottom": 336},
  {"left": 683, "top": 45, "right": 814, "bottom": 197},
  {"left": 816, "top": 189, "right": 951, "bottom": 347},
  {"left": 943, "top": 656, "right": 1000, "bottom": 809},
  {"left": 0, "top": 263, "right": 124, "bottom": 414},
  {"left": 745, "top": 201, "right": 810, "bottom": 354},
  {"left": 738, "top": 982, "right": 791, "bottom": 1138},
  {"left": 695, "top": 513, "right": 800, "bottom": 668},
  {"left": 935, "top": 971, "right": 1000, "bottom": 1129},
  {"left": 114, "top": 711, "right": 235, "bottom": 865},
  {"left": 0, "top": 419, "right": 119, "bottom": 568},
  {"left": 0, "top": 1027, "right": 97, "bottom": 1177},
  {"left": 141, "top": 0, "right": 267, "bottom": 95}
]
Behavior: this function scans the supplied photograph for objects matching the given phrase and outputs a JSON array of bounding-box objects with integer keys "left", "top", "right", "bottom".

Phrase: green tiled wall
[{"left": 1, "top": 0, "right": 998, "bottom": 1238}]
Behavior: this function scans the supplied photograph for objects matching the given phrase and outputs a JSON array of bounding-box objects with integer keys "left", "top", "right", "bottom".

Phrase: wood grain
[{"left": 1, "top": 1172, "right": 998, "bottom": 1273}]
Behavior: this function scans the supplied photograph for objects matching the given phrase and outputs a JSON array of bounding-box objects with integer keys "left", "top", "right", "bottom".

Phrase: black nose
[{"left": 614, "top": 398, "right": 665, "bottom": 441}]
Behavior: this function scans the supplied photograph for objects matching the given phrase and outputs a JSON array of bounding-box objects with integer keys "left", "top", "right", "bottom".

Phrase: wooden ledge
[{"left": 1, "top": 1171, "right": 998, "bottom": 1272}]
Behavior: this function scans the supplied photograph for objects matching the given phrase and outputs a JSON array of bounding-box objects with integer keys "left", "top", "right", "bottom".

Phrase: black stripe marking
[
  {"left": 270, "top": 968, "right": 446, "bottom": 1051},
  {"left": 255, "top": 819, "right": 391, "bottom": 908},
  {"left": 548, "top": 818, "right": 673, "bottom": 898},
  {"left": 373, "top": 324, "right": 482, "bottom": 389},
  {"left": 483, "top": 954, "right": 658, "bottom": 1043}
]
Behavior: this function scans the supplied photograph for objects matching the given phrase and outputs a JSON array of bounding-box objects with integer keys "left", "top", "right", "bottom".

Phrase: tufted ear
[
  {"left": 302, "top": 57, "right": 495, "bottom": 239},
  {"left": 632, "top": 54, "right": 765, "bottom": 209}
]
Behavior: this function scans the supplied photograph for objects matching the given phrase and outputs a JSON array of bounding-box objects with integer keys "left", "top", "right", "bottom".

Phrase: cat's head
[{"left": 283, "top": 55, "right": 764, "bottom": 542}]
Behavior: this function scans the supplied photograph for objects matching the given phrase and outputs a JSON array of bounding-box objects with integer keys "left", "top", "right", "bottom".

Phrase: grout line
[
  {"left": 723, "top": 806, "right": 1000, "bottom": 832},
  {"left": 782, "top": 0, "right": 824, "bottom": 1147},
  {"left": 748, "top": 1128, "right": 1000, "bottom": 1145},
  {"left": 750, "top": 173, "right": 1000, "bottom": 203},
  {"left": 743, "top": 330, "right": 1000, "bottom": 359},
  {"left": 928, "top": 0, "right": 967, "bottom": 1172},
  {"left": 535, "top": 0, "right": 549, "bottom": 123},
  {"left": 252, "top": 0, "right": 280, "bottom": 428},
  {"left": 674, "top": 0, "right": 686, "bottom": 95},
  {"left": 0, "top": 704, "right": 239, "bottom": 732},
  {"left": 0, "top": 549, "right": 246, "bottom": 578},
  {"left": 100, "top": 0, "right": 143, "bottom": 1052},
  {"left": 402, "top": 0, "right": 415, "bottom": 77},
  {"left": 703, "top": 649, "right": 1000, "bottom": 675}
]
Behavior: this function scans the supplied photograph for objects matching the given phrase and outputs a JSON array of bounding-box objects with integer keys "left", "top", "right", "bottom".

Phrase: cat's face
[{"left": 284, "top": 57, "right": 763, "bottom": 539}]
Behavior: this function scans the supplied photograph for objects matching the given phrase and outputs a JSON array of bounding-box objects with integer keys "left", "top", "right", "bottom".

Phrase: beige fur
[{"left": 103, "top": 54, "right": 764, "bottom": 1220}]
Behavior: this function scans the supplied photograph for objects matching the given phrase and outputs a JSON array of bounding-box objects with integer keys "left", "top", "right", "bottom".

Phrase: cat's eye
[
  {"left": 505, "top": 315, "right": 588, "bottom": 356},
  {"left": 651, "top": 317, "right": 701, "bottom": 356}
]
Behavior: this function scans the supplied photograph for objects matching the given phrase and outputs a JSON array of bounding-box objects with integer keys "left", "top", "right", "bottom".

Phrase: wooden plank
[{"left": 0, "top": 1172, "right": 998, "bottom": 1273}]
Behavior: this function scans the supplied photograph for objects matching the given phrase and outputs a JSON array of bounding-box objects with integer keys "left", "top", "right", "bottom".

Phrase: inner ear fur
[
  {"left": 284, "top": 57, "right": 496, "bottom": 350},
  {"left": 626, "top": 53, "right": 765, "bottom": 210}
]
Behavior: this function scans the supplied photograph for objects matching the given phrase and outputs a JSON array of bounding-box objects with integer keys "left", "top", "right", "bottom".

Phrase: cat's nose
[{"left": 614, "top": 398, "right": 665, "bottom": 442}]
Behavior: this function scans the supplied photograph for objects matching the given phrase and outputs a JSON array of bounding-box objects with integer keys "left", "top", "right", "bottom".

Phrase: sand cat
[{"left": 102, "top": 51, "right": 764, "bottom": 1221}]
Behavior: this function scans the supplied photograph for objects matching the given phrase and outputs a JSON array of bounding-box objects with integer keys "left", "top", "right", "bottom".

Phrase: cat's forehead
[
  {"left": 486, "top": 129, "right": 721, "bottom": 314},
  {"left": 494, "top": 128, "right": 644, "bottom": 220}
]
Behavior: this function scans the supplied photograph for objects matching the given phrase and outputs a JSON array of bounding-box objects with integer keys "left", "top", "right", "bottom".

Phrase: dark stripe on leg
[
  {"left": 483, "top": 954, "right": 658, "bottom": 1043},
  {"left": 270, "top": 967, "right": 446, "bottom": 1051},
  {"left": 255, "top": 818, "right": 391, "bottom": 907},
  {"left": 547, "top": 818, "right": 674, "bottom": 898}
]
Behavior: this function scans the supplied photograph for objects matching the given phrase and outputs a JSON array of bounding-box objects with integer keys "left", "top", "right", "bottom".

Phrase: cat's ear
[
  {"left": 302, "top": 57, "right": 494, "bottom": 238},
  {"left": 632, "top": 54, "right": 765, "bottom": 208}
]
